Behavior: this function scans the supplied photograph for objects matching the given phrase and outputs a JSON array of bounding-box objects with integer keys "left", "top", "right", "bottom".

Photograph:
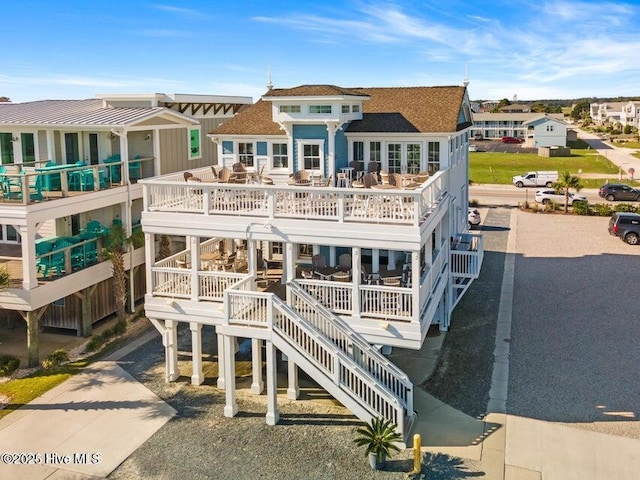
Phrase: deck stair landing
[{"left": 224, "top": 279, "right": 415, "bottom": 442}]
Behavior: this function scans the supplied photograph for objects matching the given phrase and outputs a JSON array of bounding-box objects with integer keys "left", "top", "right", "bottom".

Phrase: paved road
[
  {"left": 507, "top": 212, "right": 640, "bottom": 439},
  {"left": 470, "top": 185, "right": 605, "bottom": 207},
  {"left": 577, "top": 129, "right": 640, "bottom": 177}
]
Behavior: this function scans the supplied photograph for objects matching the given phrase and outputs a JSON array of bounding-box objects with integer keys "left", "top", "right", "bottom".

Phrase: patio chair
[
  {"left": 367, "top": 161, "right": 381, "bottom": 178},
  {"left": 338, "top": 253, "right": 352, "bottom": 272},
  {"left": 218, "top": 167, "right": 233, "bottom": 183},
  {"left": 211, "top": 166, "right": 219, "bottom": 179},
  {"left": 222, "top": 252, "right": 237, "bottom": 272},
  {"left": 232, "top": 170, "right": 248, "bottom": 184},
  {"left": 379, "top": 171, "right": 390, "bottom": 185},
  {"left": 312, "top": 254, "right": 327, "bottom": 270},
  {"left": 390, "top": 173, "right": 404, "bottom": 188}
]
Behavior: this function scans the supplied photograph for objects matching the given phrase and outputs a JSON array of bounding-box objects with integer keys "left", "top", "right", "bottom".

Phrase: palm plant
[
  {"left": 353, "top": 417, "right": 402, "bottom": 469},
  {"left": 158, "top": 234, "right": 171, "bottom": 260},
  {"left": 553, "top": 171, "right": 583, "bottom": 213},
  {"left": 101, "top": 223, "right": 129, "bottom": 323}
]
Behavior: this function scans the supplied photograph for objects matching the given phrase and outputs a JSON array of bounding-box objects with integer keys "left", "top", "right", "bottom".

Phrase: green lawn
[{"left": 470, "top": 150, "right": 622, "bottom": 188}]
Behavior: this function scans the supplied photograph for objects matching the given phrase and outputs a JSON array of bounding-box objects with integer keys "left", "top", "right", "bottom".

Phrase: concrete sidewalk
[{"left": 0, "top": 332, "right": 173, "bottom": 480}]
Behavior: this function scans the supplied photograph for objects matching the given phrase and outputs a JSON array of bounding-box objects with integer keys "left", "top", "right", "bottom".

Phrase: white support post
[
  {"left": 285, "top": 242, "right": 294, "bottom": 285},
  {"left": 217, "top": 329, "right": 225, "bottom": 390},
  {"left": 287, "top": 359, "right": 299, "bottom": 400},
  {"left": 251, "top": 338, "right": 264, "bottom": 394},
  {"left": 412, "top": 251, "right": 420, "bottom": 324},
  {"left": 190, "top": 322, "right": 203, "bottom": 385},
  {"left": 190, "top": 236, "right": 199, "bottom": 300},
  {"left": 164, "top": 320, "right": 179, "bottom": 382},
  {"left": 223, "top": 334, "right": 238, "bottom": 417},
  {"left": 265, "top": 340, "right": 279, "bottom": 425},
  {"left": 20, "top": 224, "right": 38, "bottom": 290},
  {"left": 372, "top": 249, "right": 380, "bottom": 273},
  {"left": 329, "top": 246, "right": 336, "bottom": 268},
  {"left": 352, "top": 247, "right": 361, "bottom": 317},
  {"left": 145, "top": 232, "right": 155, "bottom": 296}
]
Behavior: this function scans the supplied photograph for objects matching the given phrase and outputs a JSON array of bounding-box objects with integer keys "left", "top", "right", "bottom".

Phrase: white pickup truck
[{"left": 512, "top": 171, "right": 558, "bottom": 188}]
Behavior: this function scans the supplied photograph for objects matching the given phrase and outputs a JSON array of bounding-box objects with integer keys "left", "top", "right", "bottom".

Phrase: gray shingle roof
[{"left": 0, "top": 99, "right": 174, "bottom": 127}]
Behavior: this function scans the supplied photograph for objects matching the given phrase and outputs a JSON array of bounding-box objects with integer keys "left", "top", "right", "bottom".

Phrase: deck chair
[
  {"left": 338, "top": 253, "right": 352, "bottom": 272},
  {"left": 222, "top": 252, "right": 237, "bottom": 272},
  {"left": 218, "top": 167, "right": 233, "bottom": 183},
  {"left": 312, "top": 254, "right": 327, "bottom": 271}
]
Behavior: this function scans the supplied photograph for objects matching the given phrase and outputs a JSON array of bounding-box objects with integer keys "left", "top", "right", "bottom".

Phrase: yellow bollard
[{"left": 412, "top": 433, "right": 421, "bottom": 475}]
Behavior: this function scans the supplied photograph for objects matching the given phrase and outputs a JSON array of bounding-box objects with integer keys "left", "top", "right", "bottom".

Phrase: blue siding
[
  {"left": 222, "top": 141, "right": 233, "bottom": 154},
  {"left": 335, "top": 129, "right": 348, "bottom": 170},
  {"left": 257, "top": 141, "right": 267, "bottom": 155},
  {"left": 292, "top": 125, "right": 328, "bottom": 172}
]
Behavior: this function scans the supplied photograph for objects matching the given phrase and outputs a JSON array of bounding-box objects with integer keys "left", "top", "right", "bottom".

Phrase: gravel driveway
[{"left": 508, "top": 211, "right": 640, "bottom": 439}]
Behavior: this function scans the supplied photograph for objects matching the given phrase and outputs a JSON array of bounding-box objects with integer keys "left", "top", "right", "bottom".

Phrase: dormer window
[
  {"left": 309, "top": 105, "right": 332, "bottom": 114},
  {"left": 279, "top": 105, "right": 301, "bottom": 113}
]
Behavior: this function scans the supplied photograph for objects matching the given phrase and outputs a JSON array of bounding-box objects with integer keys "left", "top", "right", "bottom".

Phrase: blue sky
[{"left": 2, "top": 0, "right": 639, "bottom": 103}]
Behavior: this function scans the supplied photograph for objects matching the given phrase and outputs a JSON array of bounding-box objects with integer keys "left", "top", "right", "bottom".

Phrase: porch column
[
  {"left": 145, "top": 233, "right": 155, "bottom": 296},
  {"left": 352, "top": 248, "right": 361, "bottom": 317},
  {"left": 325, "top": 122, "right": 340, "bottom": 184},
  {"left": 284, "top": 242, "right": 294, "bottom": 284},
  {"left": 26, "top": 310, "right": 40, "bottom": 368},
  {"left": 265, "top": 340, "right": 279, "bottom": 425},
  {"left": 163, "top": 319, "right": 179, "bottom": 382},
  {"left": 190, "top": 236, "right": 199, "bottom": 301},
  {"left": 223, "top": 334, "right": 238, "bottom": 417},
  {"left": 251, "top": 338, "right": 264, "bottom": 394},
  {"left": 329, "top": 247, "right": 336, "bottom": 268},
  {"left": 287, "top": 359, "right": 299, "bottom": 400},
  {"left": 411, "top": 251, "right": 420, "bottom": 324},
  {"left": 216, "top": 329, "right": 225, "bottom": 390},
  {"left": 247, "top": 239, "right": 256, "bottom": 277},
  {"left": 190, "top": 322, "right": 203, "bottom": 385},
  {"left": 20, "top": 224, "right": 38, "bottom": 290}
]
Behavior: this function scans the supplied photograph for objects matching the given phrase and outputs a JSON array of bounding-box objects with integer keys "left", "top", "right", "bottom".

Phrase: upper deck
[{"left": 141, "top": 167, "right": 450, "bottom": 249}]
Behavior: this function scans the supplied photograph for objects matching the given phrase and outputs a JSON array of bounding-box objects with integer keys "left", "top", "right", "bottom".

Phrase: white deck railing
[
  {"left": 451, "top": 233, "right": 484, "bottom": 279},
  {"left": 142, "top": 168, "right": 449, "bottom": 227}
]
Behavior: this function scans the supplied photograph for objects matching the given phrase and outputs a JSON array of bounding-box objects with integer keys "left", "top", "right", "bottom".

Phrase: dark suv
[
  {"left": 598, "top": 183, "right": 640, "bottom": 201},
  {"left": 608, "top": 212, "right": 640, "bottom": 244}
]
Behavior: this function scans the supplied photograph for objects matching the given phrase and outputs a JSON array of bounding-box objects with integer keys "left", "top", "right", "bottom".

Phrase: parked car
[
  {"left": 534, "top": 189, "right": 587, "bottom": 206},
  {"left": 473, "top": 133, "right": 483, "bottom": 141},
  {"left": 512, "top": 171, "right": 558, "bottom": 188},
  {"left": 598, "top": 183, "right": 640, "bottom": 202},
  {"left": 608, "top": 212, "right": 640, "bottom": 245},
  {"left": 469, "top": 144, "right": 478, "bottom": 152},
  {"left": 468, "top": 207, "right": 481, "bottom": 229},
  {"left": 501, "top": 136, "right": 523, "bottom": 144}
]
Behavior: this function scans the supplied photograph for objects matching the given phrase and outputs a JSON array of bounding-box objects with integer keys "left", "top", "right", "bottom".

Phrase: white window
[
  {"left": 279, "top": 105, "right": 301, "bottom": 113},
  {"left": 341, "top": 105, "right": 350, "bottom": 114},
  {"left": 298, "top": 141, "right": 323, "bottom": 172},
  {"left": 427, "top": 142, "right": 440, "bottom": 175},
  {"left": 273, "top": 143, "right": 288, "bottom": 169},
  {"left": 238, "top": 142, "right": 254, "bottom": 167},
  {"left": 369, "top": 142, "right": 381, "bottom": 162},
  {"left": 407, "top": 143, "right": 421, "bottom": 174},
  {"left": 309, "top": 105, "right": 332, "bottom": 114},
  {"left": 353, "top": 141, "right": 364, "bottom": 162},
  {"left": 351, "top": 104, "right": 360, "bottom": 113},
  {"left": 387, "top": 143, "right": 402, "bottom": 173}
]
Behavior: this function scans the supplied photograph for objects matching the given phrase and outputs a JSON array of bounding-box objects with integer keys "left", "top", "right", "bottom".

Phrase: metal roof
[{"left": 0, "top": 99, "right": 193, "bottom": 128}]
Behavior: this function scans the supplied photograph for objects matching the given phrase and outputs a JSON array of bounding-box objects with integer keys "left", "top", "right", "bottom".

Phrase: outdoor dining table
[
  {"left": 370, "top": 184, "right": 397, "bottom": 190},
  {"left": 314, "top": 266, "right": 340, "bottom": 280},
  {"left": 200, "top": 251, "right": 222, "bottom": 270}
]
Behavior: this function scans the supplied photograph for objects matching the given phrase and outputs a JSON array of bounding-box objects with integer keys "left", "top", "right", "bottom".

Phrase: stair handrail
[
  {"left": 287, "top": 281, "right": 412, "bottom": 407},
  {"left": 271, "top": 298, "right": 407, "bottom": 432}
]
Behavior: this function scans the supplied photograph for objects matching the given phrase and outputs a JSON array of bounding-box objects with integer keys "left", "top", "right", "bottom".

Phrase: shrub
[
  {"left": 592, "top": 203, "right": 614, "bottom": 216},
  {"left": 0, "top": 355, "right": 20, "bottom": 376},
  {"left": 84, "top": 319, "right": 128, "bottom": 353},
  {"left": 614, "top": 203, "right": 638, "bottom": 213},
  {"left": 624, "top": 125, "right": 632, "bottom": 135},
  {"left": 41, "top": 349, "right": 69, "bottom": 369},
  {"left": 572, "top": 200, "right": 590, "bottom": 215}
]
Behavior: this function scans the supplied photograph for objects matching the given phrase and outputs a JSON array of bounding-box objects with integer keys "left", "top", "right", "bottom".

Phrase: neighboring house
[
  {"left": 0, "top": 92, "right": 251, "bottom": 366},
  {"left": 620, "top": 101, "right": 640, "bottom": 129},
  {"left": 522, "top": 114, "right": 568, "bottom": 147},
  {"left": 471, "top": 112, "right": 565, "bottom": 141},
  {"left": 590, "top": 101, "right": 627, "bottom": 126},
  {"left": 140, "top": 84, "right": 484, "bottom": 441}
]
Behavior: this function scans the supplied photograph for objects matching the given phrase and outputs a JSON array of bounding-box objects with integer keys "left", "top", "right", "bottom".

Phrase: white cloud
[{"left": 151, "top": 4, "right": 212, "bottom": 21}]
